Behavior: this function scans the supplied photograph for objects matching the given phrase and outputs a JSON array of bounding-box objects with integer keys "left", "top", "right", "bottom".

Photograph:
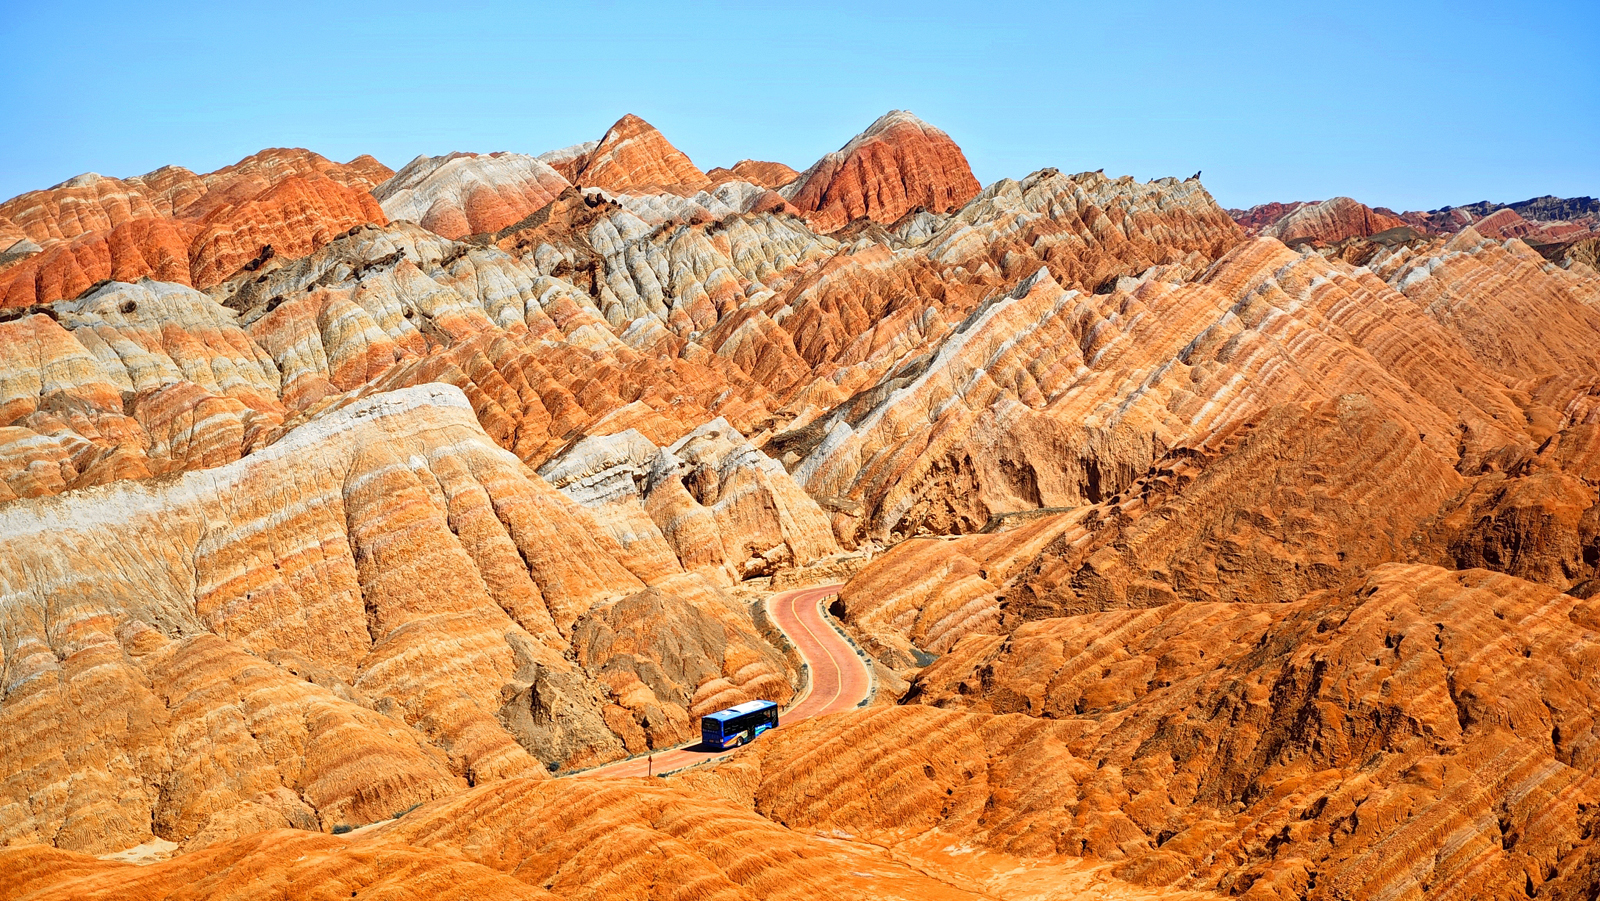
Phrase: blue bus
[{"left": 701, "top": 700, "right": 779, "bottom": 749}]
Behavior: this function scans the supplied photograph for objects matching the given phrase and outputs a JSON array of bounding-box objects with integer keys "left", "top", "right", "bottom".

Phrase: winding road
[{"left": 574, "top": 582, "right": 872, "bottom": 779}]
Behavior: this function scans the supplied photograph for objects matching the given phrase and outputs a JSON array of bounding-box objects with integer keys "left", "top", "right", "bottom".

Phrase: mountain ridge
[{"left": 2, "top": 109, "right": 1598, "bottom": 901}]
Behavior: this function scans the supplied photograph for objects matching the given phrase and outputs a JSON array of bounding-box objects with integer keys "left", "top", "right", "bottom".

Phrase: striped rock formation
[
  {"left": 1261, "top": 196, "right": 1408, "bottom": 246},
  {"left": 552, "top": 114, "right": 712, "bottom": 195},
  {"left": 0, "top": 150, "right": 390, "bottom": 306},
  {"left": 707, "top": 159, "right": 800, "bottom": 189},
  {"left": 374, "top": 152, "right": 573, "bottom": 239},
  {"left": 1, "top": 748, "right": 1220, "bottom": 901},
  {"left": 0, "top": 384, "right": 794, "bottom": 856},
  {"left": 538, "top": 419, "right": 840, "bottom": 584},
  {"left": 1233, "top": 193, "right": 1600, "bottom": 252},
  {"left": 899, "top": 564, "right": 1600, "bottom": 901},
  {"left": 782, "top": 110, "right": 982, "bottom": 233},
  {"left": 2, "top": 111, "right": 1598, "bottom": 901},
  {"left": 0, "top": 219, "right": 800, "bottom": 501}
]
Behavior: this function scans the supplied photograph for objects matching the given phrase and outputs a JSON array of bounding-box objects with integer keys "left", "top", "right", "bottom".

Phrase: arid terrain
[{"left": 2, "top": 109, "right": 1598, "bottom": 901}]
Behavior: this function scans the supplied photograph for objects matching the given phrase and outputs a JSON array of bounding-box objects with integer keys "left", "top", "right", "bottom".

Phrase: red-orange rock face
[
  {"left": 1236, "top": 195, "right": 1600, "bottom": 255},
  {"left": 1227, "top": 200, "right": 1310, "bottom": 235},
  {"left": 5, "top": 113, "right": 1600, "bottom": 901},
  {"left": 0, "top": 173, "right": 167, "bottom": 244},
  {"left": 1260, "top": 195, "right": 1408, "bottom": 245},
  {"left": 565, "top": 114, "right": 711, "bottom": 194},
  {"left": 186, "top": 174, "right": 387, "bottom": 286},
  {"left": 898, "top": 564, "right": 1600, "bottom": 900},
  {"left": 0, "top": 385, "right": 801, "bottom": 857},
  {"left": 782, "top": 110, "right": 981, "bottom": 233},
  {"left": 0, "top": 217, "right": 198, "bottom": 306},
  {"left": 0, "top": 150, "right": 391, "bottom": 306},
  {"left": 707, "top": 159, "right": 800, "bottom": 190}
]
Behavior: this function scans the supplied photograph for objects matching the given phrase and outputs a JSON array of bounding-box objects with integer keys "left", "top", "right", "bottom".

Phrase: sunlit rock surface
[
  {"left": 4, "top": 109, "right": 1600, "bottom": 901},
  {"left": 782, "top": 110, "right": 981, "bottom": 234},
  {"left": 0, "top": 385, "right": 792, "bottom": 855},
  {"left": 374, "top": 152, "right": 573, "bottom": 239},
  {"left": 0, "top": 150, "right": 391, "bottom": 305},
  {"left": 539, "top": 419, "right": 840, "bottom": 584}
]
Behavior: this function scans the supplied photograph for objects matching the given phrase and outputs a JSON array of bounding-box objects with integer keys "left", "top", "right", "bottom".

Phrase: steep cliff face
[{"left": 782, "top": 110, "right": 981, "bottom": 233}]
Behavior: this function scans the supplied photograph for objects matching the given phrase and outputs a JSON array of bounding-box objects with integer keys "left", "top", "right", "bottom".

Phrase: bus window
[{"left": 700, "top": 700, "right": 779, "bottom": 749}]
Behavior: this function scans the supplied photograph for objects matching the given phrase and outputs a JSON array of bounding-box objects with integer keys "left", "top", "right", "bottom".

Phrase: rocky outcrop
[
  {"left": 374, "top": 152, "right": 573, "bottom": 238},
  {"left": 0, "top": 150, "right": 390, "bottom": 306},
  {"left": 560, "top": 114, "right": 711, "bottom": 194},
  {"left": 1261, "top": 196, "right": 1408, "bottom": 246},
  {"left": 782, "top": 110, "right": 981, "bottom": 233},
  {"left": 900, "top": 564, "right": 1600, "bottom": 901},
  {"left": 0, "top": 385, "right": 796, "bottom": 855},
  {"left": 538, "top": 420, "right": 840, "bottom": 584}
]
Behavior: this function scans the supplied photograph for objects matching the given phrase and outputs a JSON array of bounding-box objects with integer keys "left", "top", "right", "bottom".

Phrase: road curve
[{"left": 574, "top": 582, "right": 870, "bottom": 779}]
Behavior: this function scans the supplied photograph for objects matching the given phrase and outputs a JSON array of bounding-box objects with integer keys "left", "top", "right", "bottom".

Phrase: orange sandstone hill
[
  {"left": 1231, "top": 193, "right": 1600, "bottom": 257},
  {"left": 549, "top": 113, "right": 712, "bottom": 195},
  {"left": 374, "top": 152, "right": 573, "bottom": 238},
  {"left": 782, "top": 109, "right": 983, "bottom": 233},
  {"left": 3, "top": 110, "right": 1600, "bottom": 901},
  {"left": 0, "top": 149, "right": 391, "bottom": 306},
  {"left": 707, "top": 159, "right": 801, "bottom": 189}
]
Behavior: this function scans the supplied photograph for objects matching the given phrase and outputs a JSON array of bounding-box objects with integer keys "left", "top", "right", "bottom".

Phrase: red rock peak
[
  {"left": 570, "top": 113, "right": 710, "bottom": 195},
  {"left": 781, "top": 110, "right": 981, "bottom": 233}
]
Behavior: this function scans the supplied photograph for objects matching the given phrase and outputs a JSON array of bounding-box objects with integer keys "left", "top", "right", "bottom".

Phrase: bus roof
[{"left": 704, "top": 699, "right": 778, "bottom": 721}]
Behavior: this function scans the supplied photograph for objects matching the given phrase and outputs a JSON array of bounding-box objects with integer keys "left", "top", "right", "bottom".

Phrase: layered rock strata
[
  {"left": 0, "top": 385, "right": 792, "bottom": 855},
  {"left": 782, "top": 110, "right": 981, "bottom": 233},
  {"left": 538, "top": 420, "right": 840, "bottom": 584},
  {"left": 0, "top": 150, "right": 391, "bottom": 306},
  {"left": 374, "top": 153, "right": 573, "bottom": 239}
]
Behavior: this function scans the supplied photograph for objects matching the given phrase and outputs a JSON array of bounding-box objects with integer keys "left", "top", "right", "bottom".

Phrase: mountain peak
[
  {"left": 570, "top": 113, "right": 709, "bottom": 194},
  {"left": 780, "top": 110, "right": 980, "bottom": 233}
]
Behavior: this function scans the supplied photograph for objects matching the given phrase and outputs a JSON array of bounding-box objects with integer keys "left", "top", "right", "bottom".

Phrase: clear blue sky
[{"left": 2, "top": 1, "right": 1595, "bottom": 211}]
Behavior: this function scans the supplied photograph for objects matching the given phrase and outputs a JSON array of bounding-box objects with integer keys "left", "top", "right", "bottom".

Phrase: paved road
[{"left": 574, "top": 582, "right": 869, "bottom": 779}]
